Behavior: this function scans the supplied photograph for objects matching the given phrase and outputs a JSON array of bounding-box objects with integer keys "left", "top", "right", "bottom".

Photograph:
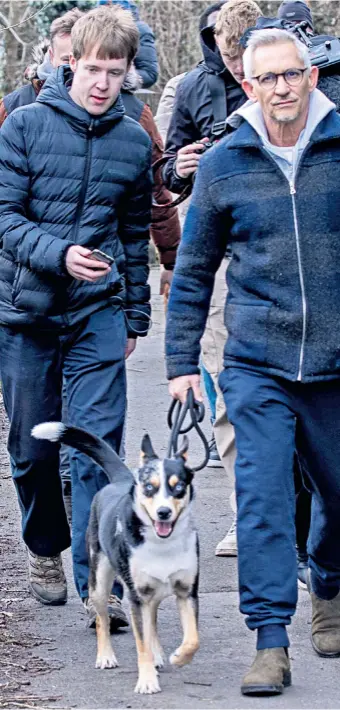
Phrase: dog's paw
[
  {"left": 95, "top": 651, "right": 119, "bottom": 669},
  {"left": 152, "top": 647, "right": 165, "bottom": 670},
  {"left": 134, "top": 671, "right": 161, "bottom": 694},
  {"left": 169, "top": 643, "right": 199, "bottom": 667}
]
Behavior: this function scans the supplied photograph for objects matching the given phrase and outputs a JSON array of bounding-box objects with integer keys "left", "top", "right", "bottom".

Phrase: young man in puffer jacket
[{"left": 0, "top": 5, "right": 152, "bottom": 630}]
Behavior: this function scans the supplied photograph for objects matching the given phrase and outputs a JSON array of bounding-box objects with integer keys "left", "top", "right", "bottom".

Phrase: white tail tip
[{"left": 31, "top": 422, "right": 65, "bottom": 443}]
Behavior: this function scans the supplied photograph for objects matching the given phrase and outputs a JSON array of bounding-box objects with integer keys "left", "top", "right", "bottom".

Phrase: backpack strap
[{"left": 206, "top": 72, "right": 228, "bottom": 138}]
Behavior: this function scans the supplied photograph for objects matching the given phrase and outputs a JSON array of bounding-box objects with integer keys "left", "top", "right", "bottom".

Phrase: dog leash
[{"left": 167, "top": 388, "right": 210, "bottom": 472}]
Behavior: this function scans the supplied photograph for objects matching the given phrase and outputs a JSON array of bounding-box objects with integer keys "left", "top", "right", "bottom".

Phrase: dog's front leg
[
  {"left": 149, "top": 600, "right": 164, "bottom": 669},
  {"left": 90, "top": 553, "right": 118, "bottom": 670},
  {"left": 170, "top": 593, "right": 200, "bottom": 667},
  {"left": 130, "top": 600, "right": 161, "bottom": 694}
]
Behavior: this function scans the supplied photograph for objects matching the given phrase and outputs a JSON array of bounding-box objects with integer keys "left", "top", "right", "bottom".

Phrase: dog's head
[{"left": 134, "top": 434, "right": 194, "bottom": 539}]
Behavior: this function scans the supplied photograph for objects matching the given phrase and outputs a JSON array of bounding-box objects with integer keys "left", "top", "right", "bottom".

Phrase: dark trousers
[
  {"left": 0, "top": 305, "right": 127, "bottom": 599},
  {"left": 219, "top": 367, "right": 340, "bottom": 638}
]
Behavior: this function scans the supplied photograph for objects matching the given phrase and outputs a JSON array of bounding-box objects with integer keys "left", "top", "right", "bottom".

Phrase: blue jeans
[
  {"left": 0, "top": 304, "right": 127, "bottom": 600},
  {"left": 219, "top": 366, "right": 340, "bottom": 647}
]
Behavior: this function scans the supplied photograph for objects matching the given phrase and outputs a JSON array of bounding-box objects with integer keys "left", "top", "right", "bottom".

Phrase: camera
[{"left": 195, "top": 140, "right": 216, "bottom": 154}]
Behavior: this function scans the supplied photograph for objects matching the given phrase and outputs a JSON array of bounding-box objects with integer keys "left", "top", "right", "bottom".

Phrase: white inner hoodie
[{"left": 232, "top": 88, "right": 335, "bottom": 185}]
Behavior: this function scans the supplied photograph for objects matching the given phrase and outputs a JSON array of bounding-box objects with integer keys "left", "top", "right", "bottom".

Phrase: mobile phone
[{"left": 89, "top": 249, "right": 114, "bottom": 266}]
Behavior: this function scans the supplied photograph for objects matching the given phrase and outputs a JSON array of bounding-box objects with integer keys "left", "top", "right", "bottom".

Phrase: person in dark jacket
[
  {"left": 0, "top": 8, "right": 83, "bottom": 124},
  {"left": 97, "top": 0, "right": 158, "bottom": 87},
  {"left": 162, "top": 0, "right": 262, "bottom": 194},
  {"left": 166, "top": 28, "right": 340, "bottom": 695},
  {"left": 0, "top": 5, "right": 152, "bottom": 629}
]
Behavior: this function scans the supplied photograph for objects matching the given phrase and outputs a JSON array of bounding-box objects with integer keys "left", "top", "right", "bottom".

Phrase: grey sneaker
[
  {"left": 215, "top": 515, "right": 238, "bottom": 557},
  {"left": 207, "top": 434, "right": 223, "bottom": 468},
  {"left": 84, "top": 594, "right": 129, "bottom": 632},
  {"left": 27, "top": 549, "right": 67, "bottom": 605}
]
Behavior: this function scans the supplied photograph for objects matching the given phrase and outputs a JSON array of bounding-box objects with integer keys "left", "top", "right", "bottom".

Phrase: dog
[{"left": 32, "top": 422, "right": 199, "bottom": 695}]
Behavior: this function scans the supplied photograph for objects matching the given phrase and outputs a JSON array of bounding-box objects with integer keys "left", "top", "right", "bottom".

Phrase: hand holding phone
[
  {"left": 66, "top": 245, "right": 111, "bottom": 282},
  {"left": 88, "top": 249, "right": 115, "bottom": 266}
]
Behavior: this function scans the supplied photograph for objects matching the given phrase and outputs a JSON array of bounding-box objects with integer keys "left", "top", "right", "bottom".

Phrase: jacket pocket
[
  {"left": 11, "top": 265, "right": 67, "bottom": 315},
  {"left": 225, "top": 302, "right": 270, "bottom": 365}
]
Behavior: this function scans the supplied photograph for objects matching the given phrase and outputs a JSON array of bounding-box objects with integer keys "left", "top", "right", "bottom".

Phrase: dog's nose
[{"left": 157, "top": 506, "right": 172, "bottom": 521}]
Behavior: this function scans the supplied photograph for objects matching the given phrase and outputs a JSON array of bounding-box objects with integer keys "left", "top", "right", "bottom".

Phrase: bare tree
[
  {"left": 1, "top": 0, "right": 37, "bottom": 94},
  {"left": 138, "top": 0, "right": 340, "bottom": 111}
]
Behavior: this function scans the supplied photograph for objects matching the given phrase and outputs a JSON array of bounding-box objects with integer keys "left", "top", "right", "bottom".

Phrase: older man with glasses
[{"left": 165, "top": 27, "right": 340, "bottom": 696}]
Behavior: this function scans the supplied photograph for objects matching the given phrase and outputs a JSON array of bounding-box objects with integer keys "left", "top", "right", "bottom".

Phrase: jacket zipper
[
  {"left": 71, "top": 120, "right": 94, "bottom": 242},
  {"left": 257, "top": 144, "right": 311, "bottom": 382},
  {"left": 289, "top": 181, "right": 307, "bottom": 381}
]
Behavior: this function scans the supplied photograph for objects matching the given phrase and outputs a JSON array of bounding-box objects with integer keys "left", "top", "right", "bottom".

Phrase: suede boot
[
  {"left": 241, "top": 648, "right": 291, "bottom": 696},
  {"left": 311, "top": 590, "right": 340, "bottom": 657}
]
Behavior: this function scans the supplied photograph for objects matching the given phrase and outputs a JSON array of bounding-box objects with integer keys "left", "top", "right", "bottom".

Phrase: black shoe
[
  {"left": 207, "top": 434, "right": 223, "bottom": 468},
  {"left": 297, "top": 549, "right": 308, "bottom": 590},
  {"left": 84, "top": 594, "right": 129, "bottom": 632}
]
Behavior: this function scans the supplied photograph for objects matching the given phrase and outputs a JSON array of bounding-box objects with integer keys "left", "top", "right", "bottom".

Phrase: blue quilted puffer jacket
[{"left": 0, "top": 66, "right": 152, "bottom": 335}]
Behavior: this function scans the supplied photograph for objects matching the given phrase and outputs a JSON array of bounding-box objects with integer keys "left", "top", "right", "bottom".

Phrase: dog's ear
[
  {"left": 140, "top": 433, "right": 157, "bottom": 463},
  {"left": 175, "top": 435, "right": 189, "bottom": 461}
]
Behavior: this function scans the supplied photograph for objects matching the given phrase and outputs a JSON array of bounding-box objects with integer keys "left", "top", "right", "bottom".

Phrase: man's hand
[
  {"left": 125, "top": 338, "right": 137, "bottom": 359},
  {"left": 169, "top": 374, "right": 203, "bottom": 404},
  {"left": 175, "top": 137, "right": 210, "bottom": 178},
  {"left": 160, "top": 266, "right": 173, "bottom": 296},
  {"left": 65, "top": 245, "right": 111, "bottom": 282}
]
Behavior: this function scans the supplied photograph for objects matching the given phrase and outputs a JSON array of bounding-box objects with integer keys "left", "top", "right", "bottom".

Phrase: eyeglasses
[{"left": 252, "top": 68, "right": 308, "bottom": 90}]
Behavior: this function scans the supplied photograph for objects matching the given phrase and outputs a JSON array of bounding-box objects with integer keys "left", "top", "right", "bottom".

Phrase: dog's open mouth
[{"left": 153, "top": 521, "right": 174, "bottom": 538}]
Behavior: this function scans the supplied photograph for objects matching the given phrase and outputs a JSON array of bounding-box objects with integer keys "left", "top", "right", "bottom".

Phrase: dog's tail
[{"left": 31, "top": 422, "right": 133, "bottom": 486}]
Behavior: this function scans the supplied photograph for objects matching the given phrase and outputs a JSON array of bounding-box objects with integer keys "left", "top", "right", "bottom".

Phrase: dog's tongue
[{"left": 155, "top": 521, "right": 172, "bottom": 537}]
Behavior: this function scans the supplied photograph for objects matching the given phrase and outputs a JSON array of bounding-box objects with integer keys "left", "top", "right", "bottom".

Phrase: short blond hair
[
  {"left": 71, "top": 5, "right": 139, "bottom": 64},
  {"left": 50, "top": 8, "right": 84, "bottom": 46},
  {"left": 214, "top": 0, "right": 263, "bottom": 56}
]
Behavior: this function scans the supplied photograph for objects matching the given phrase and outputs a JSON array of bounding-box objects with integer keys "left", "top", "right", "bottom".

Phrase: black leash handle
[{"left": 167, "top": 388, "right": 210, "bottom": 472}]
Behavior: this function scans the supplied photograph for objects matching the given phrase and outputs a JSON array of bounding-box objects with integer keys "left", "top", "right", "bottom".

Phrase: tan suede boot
[
  {"left": 311, "top": 590, "right": 340, "bottom": 657},
  {"left": 241, "top": 648, "right": 291, "bottom": 696}
]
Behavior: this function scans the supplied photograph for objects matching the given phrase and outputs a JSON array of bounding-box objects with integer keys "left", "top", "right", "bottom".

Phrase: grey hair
[{"left": 243, "top": 28, "right": 311, "bottom": 82}]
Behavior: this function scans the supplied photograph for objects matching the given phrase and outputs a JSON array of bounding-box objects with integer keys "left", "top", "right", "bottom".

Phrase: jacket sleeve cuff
[{"left": 166, "top": 360, "right": 200, "bottom": 380}]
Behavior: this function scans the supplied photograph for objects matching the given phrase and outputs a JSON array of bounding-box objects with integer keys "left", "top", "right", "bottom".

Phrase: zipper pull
[
  {"left": 89, "top": 119, "right": 94, "bottom": 133},
  {"left": 290, "top": 181, "right": 296, "bottom": 195}
]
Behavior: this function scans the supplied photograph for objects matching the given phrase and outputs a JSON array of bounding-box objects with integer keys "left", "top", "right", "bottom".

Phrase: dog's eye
[
  {"left": 174, "top": 482, "right": 185, "bottom": 494},
  {"left": 144, "top": 483, "right": 154, "bottom": 495}
]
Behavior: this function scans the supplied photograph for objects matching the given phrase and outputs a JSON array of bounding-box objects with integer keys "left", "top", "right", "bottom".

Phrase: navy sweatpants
[
  {"left": 219, "top": 367, "right": 340, "bottom": 647},
  {"left": 0, "top": 304, "right": 127, "bottom": 599}
]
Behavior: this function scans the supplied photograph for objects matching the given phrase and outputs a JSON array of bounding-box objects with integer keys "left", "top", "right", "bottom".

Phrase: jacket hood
[
  {"left": 199, "top": 23, "right": 242, "bottom": 91},
  {"left": 36, "top": 65, "right": 125, "bottom": 131},
  {"left": 122, "top": 63, "right": 143, "bottom": 93},
  {"left": 199, "top": 24, "right": 225, "bottom": 74}
]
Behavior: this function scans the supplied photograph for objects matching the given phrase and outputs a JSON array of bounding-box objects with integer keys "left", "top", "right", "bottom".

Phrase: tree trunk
[{"left": 2, "top": 0, "right": 36, "bottom": 94}]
